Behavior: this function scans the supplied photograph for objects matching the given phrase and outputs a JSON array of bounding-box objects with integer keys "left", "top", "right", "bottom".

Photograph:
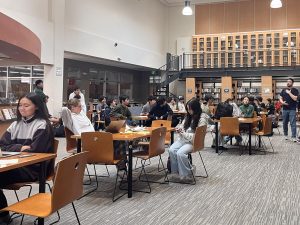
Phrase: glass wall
[{"left": 0, "top": 65, "right": 44, "bottom": 103}]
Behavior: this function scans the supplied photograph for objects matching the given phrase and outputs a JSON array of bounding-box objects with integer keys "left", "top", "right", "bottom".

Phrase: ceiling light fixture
[
  {"left": 182, "top": 0, "right": 192, "bottom": 16},
  {"left": 270, "top": 0, "right": 282, "bottom": 9}
]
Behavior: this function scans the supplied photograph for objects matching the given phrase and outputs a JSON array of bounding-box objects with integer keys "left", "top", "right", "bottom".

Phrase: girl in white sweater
[{"left": 169, "top": 98, "right": 208, "bottom": 181}]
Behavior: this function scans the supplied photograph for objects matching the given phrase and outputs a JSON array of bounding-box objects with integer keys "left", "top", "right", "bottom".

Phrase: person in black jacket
[
  {"left": 0, "top": 93, "right": 54, "bottom": 223},
  {"left": 147, "top": 97, "right": 173, "bottom": 126}
]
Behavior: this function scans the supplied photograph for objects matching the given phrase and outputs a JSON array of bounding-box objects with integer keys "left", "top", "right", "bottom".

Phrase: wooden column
[
  {"left": 185, "top": 78, "right": 196, "bottom": 102},
  {"left": 261, "top": 76, "right": 273, "bottom": 102},
  {"left": 221, "top": 76, "right": 232, "bottom": 102}
]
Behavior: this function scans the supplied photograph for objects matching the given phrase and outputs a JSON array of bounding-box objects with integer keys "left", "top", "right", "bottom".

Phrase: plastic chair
[{"left": 1, "top": 152, "right": 88, "bottom": 225}]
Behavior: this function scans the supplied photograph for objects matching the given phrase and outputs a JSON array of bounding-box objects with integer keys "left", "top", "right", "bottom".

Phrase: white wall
[
  {"left": 0, "top": 0, "right": 54, "bottom": 64},
  {"left": 167, "top": 5, "right": 195, "bottom": 55},
  {"left": 64, "top": 0, "right": 168, "bottom": 69}
]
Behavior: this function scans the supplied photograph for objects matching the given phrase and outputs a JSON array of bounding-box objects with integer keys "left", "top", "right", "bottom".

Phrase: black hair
[
  {"left": 183, "top": 98, "right": 202, "bottom": 132},
  {"left": 73, "top": 86, "right": 80, "bottom": 91},
  {"left": 106, "top": 99, "right": 113, "bottom": 107},
  {"left": 204, "top": 94, "right": 213, "bottom": 102},
  {"left": 256, "top": 96, "right": 263, "bottom": 102},
  {"left": 147, "top": 96, "right": 156, "bottom": 102},
  {"left": 35, "top": 79, "right": 43, "bottom": 86},
  {"left": 248, "top": 96, "right": 254, "bottom": 101},
  {"left": 73, "top": 94, "right": 81, "bottom": 99},
  {"left": 288, "top": 78, "right": 295, "bottom": 83},
  {"left": 156, "top": 97, "right": 166, "bottom": 106},
  {"left": 99, "top": 96, "right": 106, "bottom": 102},
  {"left": 119, "top": 95, "right": 129, "bottom": 103},
  {"left": 267, "top": 98, "right": 272, "bottom": 103},
  {"left": 166, "top": 97, "right": 173, "bottom": 103}
]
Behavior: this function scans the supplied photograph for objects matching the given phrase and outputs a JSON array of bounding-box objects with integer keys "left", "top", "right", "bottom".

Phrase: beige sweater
[{"left": 176, "top": 113, "right": 208, "bottom": 143}]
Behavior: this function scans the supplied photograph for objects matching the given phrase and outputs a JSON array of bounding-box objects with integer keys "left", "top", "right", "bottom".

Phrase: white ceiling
[{"left": 160, "top": 0, "right": 241, "bottom": 6}]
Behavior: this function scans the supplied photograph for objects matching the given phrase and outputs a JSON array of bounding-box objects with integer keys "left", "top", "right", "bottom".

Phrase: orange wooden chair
[
  {"left": 81, "top": 131, "right": 127, "bottom": 201},
  {"left": 254, "top": 117, "right": 274, "bottom": 153},
  {"left": 1, "top": 152, "right": 88, "bottom": 225}
]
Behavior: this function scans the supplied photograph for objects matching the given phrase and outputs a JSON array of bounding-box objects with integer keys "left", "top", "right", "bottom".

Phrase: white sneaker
[
  {"left": 284, "top": 136, "right": 289, "bottom": 141},
  {"left": 296, "top": 138, "right": 300, "bottom": 144},
  {"left": 290, "top": 138, "right": 297, "bottom": 142}
]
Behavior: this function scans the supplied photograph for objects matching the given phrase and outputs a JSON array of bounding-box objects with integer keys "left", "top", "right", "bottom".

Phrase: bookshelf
[{"left": 192, "top": 29, "right": 300, "bottom": 68}]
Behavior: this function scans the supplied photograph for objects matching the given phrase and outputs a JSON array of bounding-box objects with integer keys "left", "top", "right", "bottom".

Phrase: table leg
[
  {"left": 171, "top": 131, "right": 174, "bottom": 144},
  {"left": 249, "top": 123, "right": 252, "bottom": 155},
  {"left": 77, "top": 139, "right": 81, "bottom": 153},
  {"left": 127, "top": 141, "right": 133, "bottom": 198},
  {"left": 38, "top": 162, "right": 46, "bottom": 225},
  {"left": 215, "top": 122, "right": 219, "bottom": 153}
]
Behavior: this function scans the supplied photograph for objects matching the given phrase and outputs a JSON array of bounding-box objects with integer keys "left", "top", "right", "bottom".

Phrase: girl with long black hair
[
  {"left": 0, "top": 92, "right": 54, "bottom": 223},
  {"left": 169, "top": 98, "right": 209, "bottom": 182}
]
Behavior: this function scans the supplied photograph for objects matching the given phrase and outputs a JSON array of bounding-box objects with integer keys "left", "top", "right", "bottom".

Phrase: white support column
[{"left": 44, "top": 0, "right": 65, "bottom": 117}]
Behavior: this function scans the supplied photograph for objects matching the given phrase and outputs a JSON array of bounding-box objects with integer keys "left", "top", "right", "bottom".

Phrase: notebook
[
  {"left": 105, "top": 120, "right": 125, "bottom": 133},
  {"left": 0, "top": 151, "right": 21, "bottom": 158}
]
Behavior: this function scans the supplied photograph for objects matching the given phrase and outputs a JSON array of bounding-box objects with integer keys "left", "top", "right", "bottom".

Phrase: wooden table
[
  {"left": 215, "top": 117, "right": 262, "bottom": 155},
  {"left": 71, "top": 127, "right": 175, "bottom": 198},
  {"left": 132, "top": 115, "right": 149, "bottom": 126},
  {"left": 0, "top": 153, "right": 56, "bottom": 225}
]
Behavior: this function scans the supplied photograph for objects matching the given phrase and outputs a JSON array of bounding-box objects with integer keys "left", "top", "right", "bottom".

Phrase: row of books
[{"left": 0, "top": 108, "right": 17, "bottom": 121}]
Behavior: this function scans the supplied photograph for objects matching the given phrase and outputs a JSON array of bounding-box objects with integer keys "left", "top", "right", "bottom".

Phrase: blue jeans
[
  {"left": 282, "top": 110, "right": 297, "bottom": 138},
  {"left": 169, "top": 139, "right": 193, "bottom": 177}
]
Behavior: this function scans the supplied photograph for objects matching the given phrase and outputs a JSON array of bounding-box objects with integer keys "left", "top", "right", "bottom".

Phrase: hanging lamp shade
[
  {"left": 182, "top": 1, "right": 193, "bottom": 16},
  {"left": 270, "top": 0, "right": 282, "bottom": 9}
]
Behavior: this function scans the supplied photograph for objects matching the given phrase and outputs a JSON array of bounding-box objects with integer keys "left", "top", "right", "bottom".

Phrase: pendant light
[
  {"left": 182, "top": 0, "right": 193, "bottom": 16},
  {"left": 270, "top": 0, "right": 282, "bottom": 9}
]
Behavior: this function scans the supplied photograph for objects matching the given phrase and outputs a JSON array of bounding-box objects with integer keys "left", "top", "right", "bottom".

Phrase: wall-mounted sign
[
  {"left": 56, "top": 67, "right": 62, "bottom": 76},
  {"left": 263, "top": 88, "right": 271, "bottom": 93},
  {"left": 187, "top": 88, "right": 193, "bottom": 94},
  {"left": 224, "top": 88, "right": 229, "bottom": 93}
]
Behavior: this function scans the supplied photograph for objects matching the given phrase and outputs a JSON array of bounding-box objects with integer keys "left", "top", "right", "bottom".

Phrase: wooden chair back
[
  {"left": 47, "top": 139, "right": 59, "bottom": 178},
  {"left": 192, "top": 125, "right": 207, "bottom": 153},
  {"left": 220, "top": 117, "right": 240, "bottom": 136},
  {"left": 64, "top": 127, "right": 77, "bottom": 153},
  {"left": 81, "top": 132, "right": 115, "bottom": 164},
  {"left": 151, "top": 120, "right": 171, "bottom": 144},
  {"left": 51, "top": 152, "right": 87, "bottom": 212},
  {"left": 148, "top": 127, "right": 166, "bottom": 158},
  {"left": 262, "top": 117, "right": 273, "bottom": 135}
]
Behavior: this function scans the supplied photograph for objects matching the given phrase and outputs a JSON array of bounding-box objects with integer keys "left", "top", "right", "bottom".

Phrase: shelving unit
[
  {"left": 236, "top": 81, "right": 261, "bottom": 103},
  {"left": 191, "top": 29, "right": 300, "bottom": 68}
]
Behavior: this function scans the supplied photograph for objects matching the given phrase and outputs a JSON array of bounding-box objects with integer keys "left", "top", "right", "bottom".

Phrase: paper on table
[{"left": 0, "top": 159, "right": 19, "bottom": 165}]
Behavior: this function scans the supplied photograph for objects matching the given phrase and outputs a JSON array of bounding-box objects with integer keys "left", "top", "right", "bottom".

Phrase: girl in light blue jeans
[{"left": 169, "top": 99, "right": 208, "bottom": 181}]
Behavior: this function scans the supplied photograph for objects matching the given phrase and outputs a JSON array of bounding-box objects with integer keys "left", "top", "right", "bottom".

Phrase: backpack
[{"left": 214, "top": 103, "right": 233, "bottom": 119}]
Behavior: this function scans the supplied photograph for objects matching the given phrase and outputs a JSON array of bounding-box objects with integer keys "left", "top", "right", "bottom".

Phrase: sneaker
[
  {"left": 284, "top": 136, "right": 289, "bottom": 141},
  {"left": 290, "top": 138, "right": 297, "bottom": 143},
  {"left": 297, "top": 138, "right": 300, "bottom": 144}
]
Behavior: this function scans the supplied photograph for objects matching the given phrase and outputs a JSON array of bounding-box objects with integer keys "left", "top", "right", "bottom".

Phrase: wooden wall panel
[
  {"left": 261, "top": 76, "right": 273, "bottom": 102},
  {"left": 224, "top": 2, "right": 239, "bottom": 33},
  {"left": 239, "top": 0, "right": 254, "bottom": 32},
  {"left": 210, "top": 3, "right": 225, "bottom": 34},
  {"left": 195, "top": 0, "right": 300, "bottom": 35},
  {"left": 221, "top": 76, "right": 232, "bottom": 102},
  {"left": 195, "top": 5, "right": 210, "bottom": 35},
  {"left": 287, "top": 0, "right": 300, "bottom": 29},
  {"left": 270, "top": 0, "right": 287, "bottom": 30},
  {"left": 254, "top": 0, "right": 270, "bottom": 31},
  {"left": 186, "top": 78, "right": 195, "bottom": 101}
]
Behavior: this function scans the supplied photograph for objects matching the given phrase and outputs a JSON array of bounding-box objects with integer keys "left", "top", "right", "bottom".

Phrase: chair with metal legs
[
  {"left": 1, "top": 152, "right": 88, "bottom": 225},
  {"left": 254, "top": 117, "right": 275, "bottom": 153},
  {"left": 81, "top": 132, "right": 127, "bottom": 201},
  {"left": 133, "top": 127, "right": 168, "bottom": 193}
]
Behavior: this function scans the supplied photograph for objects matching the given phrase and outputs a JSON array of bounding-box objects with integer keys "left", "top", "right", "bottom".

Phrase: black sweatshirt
[{"left": 0, "top": 116, "right": 54, "bottom": 179}]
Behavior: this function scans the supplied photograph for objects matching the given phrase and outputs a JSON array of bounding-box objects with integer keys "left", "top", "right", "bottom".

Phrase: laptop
[
  {"left": 0, "top": 151, "right": 21, "bottom": 158},
  {"left": 105, "top": 120, "right": 126, "bottom": 133}
]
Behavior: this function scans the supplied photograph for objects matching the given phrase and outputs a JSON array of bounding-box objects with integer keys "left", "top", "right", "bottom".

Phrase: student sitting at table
[
  {"left": 0, "top": 92, "right": 54, "bottom": 224},
  {"left": 110, "top": 95, "right": 136, "bottom": 126},
  {"left": 177, "top": 96, "right": 187, "bottom": 113},
  {"left": 169, "top": 98, "right": 209, "bottom": 182},
  {"left": 148, "top": 97, "right": 173, "bottom": 126},
  {"left": 140, "top": 96, "right": 156, "bottom": 116},
  {"left": 167, "top": 97, "right": 177, "bottom": 111},
  {"left": 62, "top": 98, "right": 94, "bottom": 135}
]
